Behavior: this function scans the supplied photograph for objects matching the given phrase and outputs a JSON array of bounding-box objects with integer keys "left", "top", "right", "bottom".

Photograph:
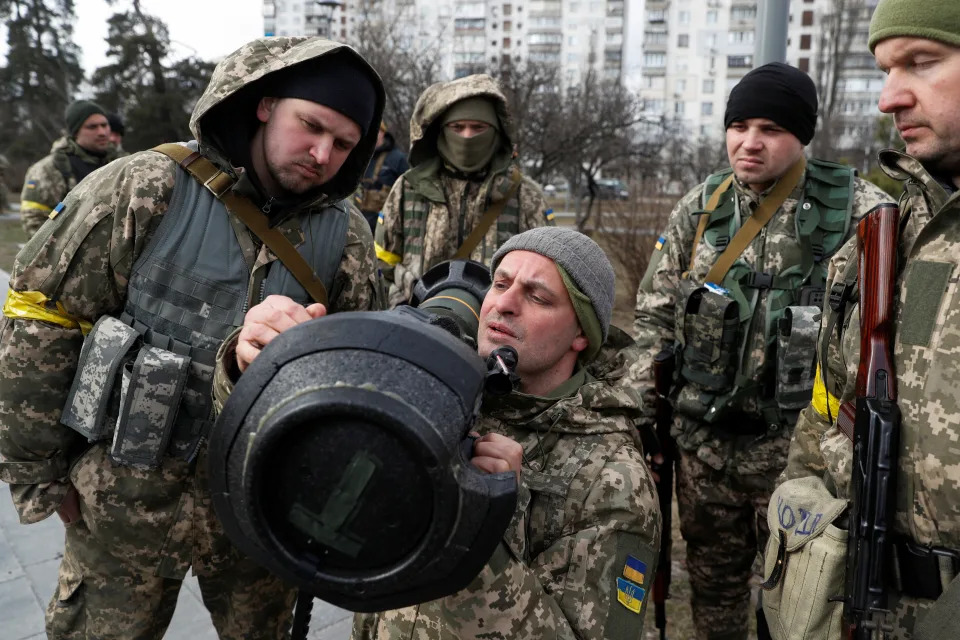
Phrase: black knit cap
[
  {"left": 106, "top": 112, "right": 125, "bottom": 136},
  {"left": 266, "top": 51, "right": 378, "bottom": 136},
  {"left": 724, "top": 62, "right": 818, "bottom": 145},
  {"left": 64, "top": 100, "right": 107, "bottom": 137}
]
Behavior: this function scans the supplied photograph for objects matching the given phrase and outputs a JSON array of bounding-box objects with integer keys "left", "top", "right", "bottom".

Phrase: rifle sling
[
  {"left": 705, "top": 157, "right": 807, "bottom": 284},
  {"left": 453, "top": 167, "right": 522, "bottom": 260},
  {"left": 689, "top": 174, "right": 735, "bottom": 272},
  {"left": 152, "top": 143, "right": 329, "bottom": 306}
]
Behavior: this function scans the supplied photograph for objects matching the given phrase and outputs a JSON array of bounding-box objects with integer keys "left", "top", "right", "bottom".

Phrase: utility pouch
[
  {"left": 775, "top": 306, "right": 822, "bottom": 411},
  {"left": 61, "top": 316, "right": 139, "bottom": 442},
  {"left": 359, "top": 186, "right": 390, "bottom": 213},
  {"left": 110, "top": 345, "right": 191, "bottom": 468},
  {"left": 761, "top": 476, "right": 848, "bottom": 640},
  {"left": 677, "top": 281, "right": 741, "bottom": 393}
]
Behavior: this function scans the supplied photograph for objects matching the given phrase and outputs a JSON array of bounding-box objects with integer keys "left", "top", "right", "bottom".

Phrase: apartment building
[
  {"left": 263, "top": 0, "right": 639, "bottom": 85},
  {"left": 637, "top": 0, "right": 884, "bottom": 147}
]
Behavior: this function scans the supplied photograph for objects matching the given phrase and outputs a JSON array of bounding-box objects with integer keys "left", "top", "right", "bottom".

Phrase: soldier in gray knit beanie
[{"left": 491, "top": 227, "right": 615, "bottom": 361}]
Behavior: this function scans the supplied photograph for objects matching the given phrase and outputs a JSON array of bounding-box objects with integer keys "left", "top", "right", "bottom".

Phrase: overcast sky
[{"left": 0, "top": 0, "right": 264, "bottom": 73}]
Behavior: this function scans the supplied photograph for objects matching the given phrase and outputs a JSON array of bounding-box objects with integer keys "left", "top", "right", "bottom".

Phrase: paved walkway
[{"left": 0, "top": 484, "right": 352, "bottom": 639}]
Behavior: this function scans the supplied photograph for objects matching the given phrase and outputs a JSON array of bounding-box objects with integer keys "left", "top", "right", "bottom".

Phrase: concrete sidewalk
[{"left": 0, "top": 484, "right": 352, "bottom": 640}]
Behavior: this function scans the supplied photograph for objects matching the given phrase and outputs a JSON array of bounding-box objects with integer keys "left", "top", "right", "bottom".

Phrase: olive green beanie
[
  {"left": 64, "top": 100, "right": 107, "bottom": 137},
  {"left": 868, "top": 0, "right": 960, "bottom": 52}
]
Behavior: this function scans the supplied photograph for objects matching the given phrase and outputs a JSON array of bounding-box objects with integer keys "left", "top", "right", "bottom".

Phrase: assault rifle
[
  {"left": 650, "top": 346, "right": 677, "bottom": 640},
  {"left": 837, "top": 203, "right": 901, "bottom": 639}
]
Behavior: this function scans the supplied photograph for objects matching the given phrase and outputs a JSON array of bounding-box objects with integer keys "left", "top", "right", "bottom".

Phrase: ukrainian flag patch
[
  {"left": 616, "top": 577, "right": 646, "bottom": 614},
  {"left": 377, "top": 212, "right": 384, "bottom": 225},
  {"left": 623, "top": 555, "right": 647, "bottom": 584},
  {"left": 49, "top": 202, "right": 65, "bottom": 219},
  {"left": 26, "top": 180, "right": 37, "bottom": 189},
  {"left": 654, "top": 235, "right": 666, "bottom": 251},
  {"left": 545, "top": 208, "right": 555, "bottom": 221}
]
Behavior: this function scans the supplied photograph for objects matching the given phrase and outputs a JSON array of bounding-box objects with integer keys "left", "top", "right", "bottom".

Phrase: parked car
[{"left": 582, "top": 179, "right": 629, "bottom": 200}]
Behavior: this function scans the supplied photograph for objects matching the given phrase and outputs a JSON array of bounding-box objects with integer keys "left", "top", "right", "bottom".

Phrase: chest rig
[
  {"left": 61, "top": 157, "right": 348, "bottom": 468},
  {"left": 402, "top": 168, "right": 524, "bottom": 271},
  {"left": 674, "top": 159, "right": 855, "bottom": 428}
]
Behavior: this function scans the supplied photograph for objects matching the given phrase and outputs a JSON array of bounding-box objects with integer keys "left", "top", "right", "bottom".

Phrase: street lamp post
[{"left": 313, "top": 1, "right": 343, "bottom": 39}]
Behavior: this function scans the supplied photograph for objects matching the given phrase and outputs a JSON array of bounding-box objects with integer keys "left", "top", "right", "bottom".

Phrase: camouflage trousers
[
  {"left": 676, "top": 447, "right": 782, "bottom": 640},
  {"left": 46, "top": 443, "right": 296, "bottom": 639}
]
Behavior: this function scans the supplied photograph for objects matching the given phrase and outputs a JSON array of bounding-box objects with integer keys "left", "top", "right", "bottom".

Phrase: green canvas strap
[
  {"left": 453, "top": 167, "right": 522, "bottom": 260},
  {"left": 705, "top": 157, "right": 807, "bottom": 285},
  {"left": 688, "top": 173, "right": 735, "bottom": 274},
  {"left": 152, "top": 143, "right": 329, "bottom": 306}
]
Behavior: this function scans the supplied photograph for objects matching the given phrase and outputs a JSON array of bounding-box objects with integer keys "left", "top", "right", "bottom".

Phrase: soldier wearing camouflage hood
[
  {"left": 632, "top": 63, "right": 890, "bottom": 640},
  {"left": 375, "top": 74, "right": 552, "bottom": 308},
  {"left": 779, "top": 1, "right": 960, "bottom": 637},
  {"left": 0, "top": 37, "right": 385, "bottom": 639},
  {"left": 19, "top": 100, "right": 121, "bottom": 237}
]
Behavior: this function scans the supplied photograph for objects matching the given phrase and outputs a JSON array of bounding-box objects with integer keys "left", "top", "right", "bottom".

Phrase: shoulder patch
[
  {"left": 616, "top": 577, "right": 646, "bottom": 614},
  {"left": 544, "top": 208, "right": 555, "bottom": 221},
  {"left": 377, "top": 211, "right": 385, "bottom": 225},
  {"left": 26, "top": 180, "right": 37, "bottom": 189},
  {"left": 623, "top": 555, "right": 648, "bottom": 584},
  {"left": 49, "top": 202, "right": 66, "bottom": 220},
  {"left": 654, "top": 235, "right": 665, "bottom": 251}
]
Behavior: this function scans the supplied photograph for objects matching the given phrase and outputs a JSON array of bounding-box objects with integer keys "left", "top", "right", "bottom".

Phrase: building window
[
  {"left": 802, "top": 10, "right": 814, "bottom": 26},
  {"left": 798, "top": 57, "right": 810, "bottom": 72},
  {"left": 504, "top": 20, "right": 512, "bottom": 31},
  {"left": 503, "top": 37, "right": 511, "bottom": 48},
  {"left": 706, "top": 10, "right": 718, "bottom": 24},
  {"left": 678, "top": 10, "right": 690, "bottom": 25},
  {"left": 675, "top": 101, "right": 686, "bottom": 115},
  {"left": 731, "top": 6, "right": 757, "bottom": 21},
  {"left": 729, "top": 30, "right": 754, "bottom": 44},
  {"left": 644, "top": 53, "right": 666, "bottom": 68},
  {"left": 678, "top": 33, "right": 689, "bottom": 47},
  {"left": 503, "top": 4, "right": 512, "bottom": 16},
  {"left": 728, "top": 55, "right": 752, "bottom": 68},
  {"left": 800, "top": 34, "right": 811, "bottom": 50},
  {"left": 702, "top": 102, "right": 714, "bottom": 116},
  {"left": 676, "top": 79, "right": 686, "bottom": 92},
  {"left": 647, "top": 9, "right": 666, "bottom": 23},
  {"left": 646, "top": 31, "right": 668, "bottom": 45},
  {"left": 703, "top": 78, "right": 714, "bottom": 93}
]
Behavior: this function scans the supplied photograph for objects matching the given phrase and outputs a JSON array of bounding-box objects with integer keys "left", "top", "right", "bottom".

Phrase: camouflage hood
[
  {"left": 190, "top": 36, "right": 385, "bottom": 209},
  {"left": 482, "top": 326, "right": 644, "bottom": 436},
  {"left": 50, "top": 136, "right": 111, "bottom": 165},
  {"left": 408, "top": 74, "right": 516, "bottom": 168},
  {"left": 879, "top": 148, "right": 956, "bottom": 208}
]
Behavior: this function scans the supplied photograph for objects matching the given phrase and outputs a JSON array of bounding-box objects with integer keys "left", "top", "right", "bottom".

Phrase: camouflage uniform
[
  {"left": 0, "top": 38, "right": 383, "bottom": 640},
  {"left": 781, "top": 151, "right": 960, "bottom": 638},
  {"left": 375, "top": 74, "right": 551, "bottom": 308},
  {"left": 347, "top": 327, "right": 660, "bottom": 640},
  {"left": 19, "top": 135, "right": 120, "bottom": 237},
  {"left": 633, "top": 166, "right": 890, "bottom": 639}
]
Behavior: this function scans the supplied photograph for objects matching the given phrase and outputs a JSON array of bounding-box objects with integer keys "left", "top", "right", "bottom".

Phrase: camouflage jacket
[
  {"left": 375, "top": 74, "right": 550, "bottom": 308},
  {"left": 633, "top": 165, "right": 890, "bottom": 473},
  {"left": 352, "top": 327, "right": 661, "bottom": 640},
  {"left": 0, "top": 37, "right": 383, "bottom": 530},
  {"left": 19, "top": 136, "right": 119, "bottom": 237},
  {"left": 781, "top": 151, "right": 960, "bottom": 551}
]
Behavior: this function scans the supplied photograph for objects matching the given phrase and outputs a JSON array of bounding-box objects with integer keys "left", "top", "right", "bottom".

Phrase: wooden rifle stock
[{"left": 841, "top": 203, "right": 901, "bottom": 639}]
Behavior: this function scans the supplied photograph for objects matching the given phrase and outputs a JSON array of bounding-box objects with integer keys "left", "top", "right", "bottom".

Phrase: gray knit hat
[{"left": 491, "top": 227, "right": 615, "bottom": 344}]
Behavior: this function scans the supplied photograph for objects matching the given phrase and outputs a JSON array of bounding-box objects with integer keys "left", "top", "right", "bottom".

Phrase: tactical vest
[
  {"left": 60, "top": 161, "right": 348, "bottom": 468},
  {"left": 402, "top": 169, "right": 524, "bottom": 271},
  {"left": 674, "top": 159, "right": 855, "bottom": 427}
]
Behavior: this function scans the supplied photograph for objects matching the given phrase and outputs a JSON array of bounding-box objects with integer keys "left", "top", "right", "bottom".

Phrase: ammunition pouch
[
  {"left": 774, "top": 306, "right": 822, "bottom": 411},
  {"left": 761, "top": 476, "right": 849, "bottom": 640},
  {"left": 676, "top": 280, "right": 741, "bottom": 393},
  {"left": 357, "top": 185, "right": 390, "bottom": 213},
  {"left": 60, "top": 316, "right": 203, "bottom": 468}
]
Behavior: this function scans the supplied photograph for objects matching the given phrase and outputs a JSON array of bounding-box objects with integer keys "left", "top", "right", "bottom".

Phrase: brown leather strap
[
  {"left": 688, "top": 173, "right": 735, "bottom": 272},
  {"left": 705, "top": 156, "right": 807, "bottom": 285},
  {"left": 453, "top": 167, "right": 523, "bottom": 260},
  {"left": 152, "top": 143, "right": 329, "bottom": 306}
]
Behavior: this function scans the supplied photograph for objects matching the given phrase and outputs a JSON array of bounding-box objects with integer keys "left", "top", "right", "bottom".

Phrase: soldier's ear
[{"left": 256, "top": 97, "right": 279, "bottom": 124}]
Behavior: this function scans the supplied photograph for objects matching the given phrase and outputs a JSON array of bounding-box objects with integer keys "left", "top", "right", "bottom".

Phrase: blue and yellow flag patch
[
  {"left": 50, "top": 202, "right": 65, "bottom": 220},
  {"left": 616, "top": 577, "right": 646, "bottom": 614},
  {"left": 25, "top": 180, "right": 37, "bottom": 189},
  {"left": 654, "top": 235, "right": 666, "bottom": 251},
  {"left": 377, "top": 212, "right": 385, "bottom": 225},
  {"left": 623, "top": 555, "right": 647, "bottom": 585},
  {"left": 545, "top": 208, "right": 555, "bottom": 221}
]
